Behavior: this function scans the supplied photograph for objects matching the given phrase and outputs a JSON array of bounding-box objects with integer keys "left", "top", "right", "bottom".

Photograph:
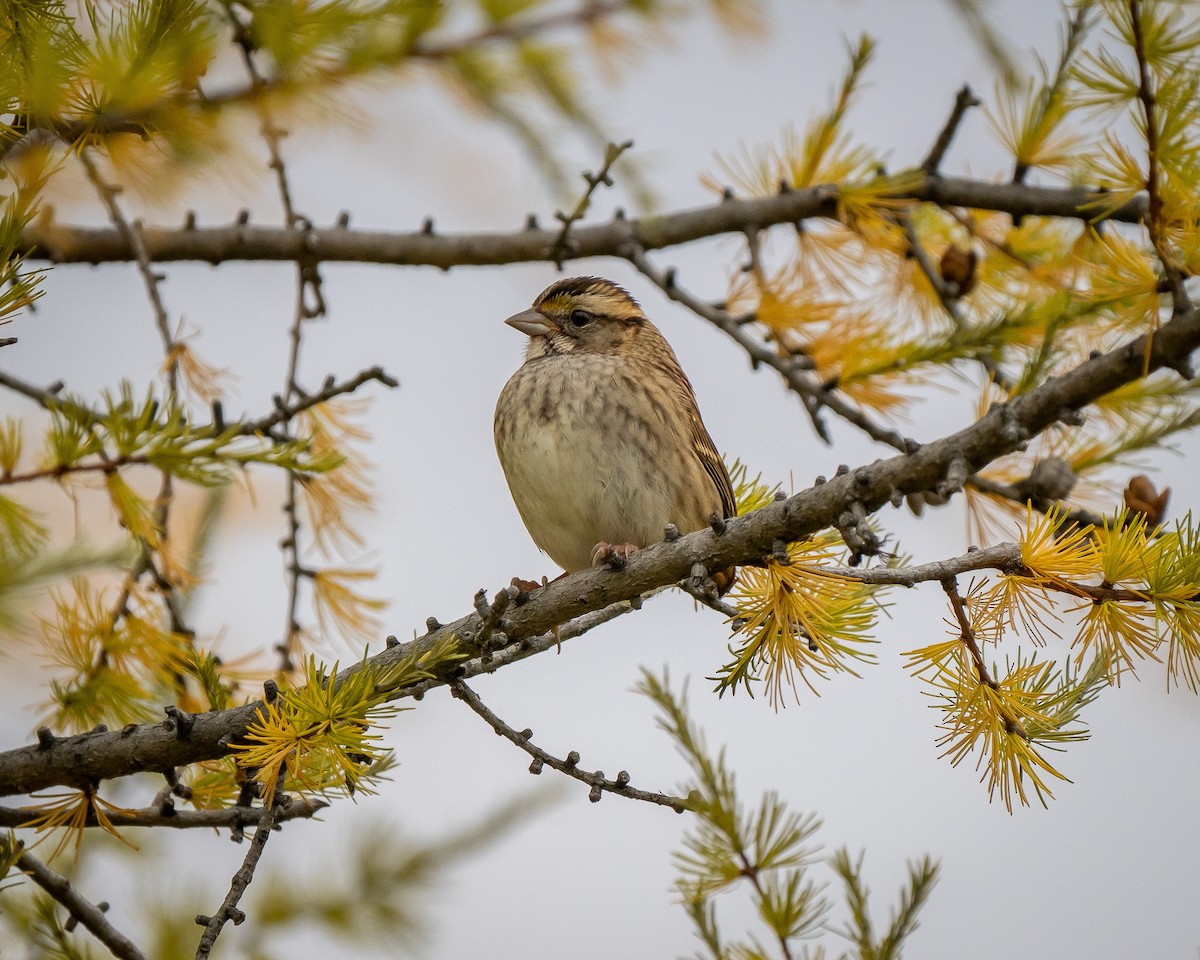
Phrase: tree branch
[
  {"left": 921, "top": 84, "right": 981, "bottom": 174},
  {"left": 16, "top": 849, "right": 149, "bottom": 960},
  {"left": 0, "top": 370, "right": 68, "bottom": 409},
  {"left": 451, "top": 681, "right": 689, "bottom": 810},
  {"left": 0, "top": 297, "right": 1195, "bottom": 797},
  {"left": 0, "top": 796, "right": 326, "bottom": 830},
  {"left": 827, "top": 543, "right": 1021, "bottom": 585},
  {"left": 21, "top": 176, "right": 1148, "bottom": 268},
  {"left": 625, "top": 248, "right": 914, "bottom": 452},
  {"left": 193, "top": 782, "right": 284, "bottom": 960},
  {"left": 238, "top": 365, "right": 399, "bottom": 439}
]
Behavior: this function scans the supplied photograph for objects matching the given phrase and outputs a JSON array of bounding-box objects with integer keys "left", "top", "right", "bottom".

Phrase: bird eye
[{"left": 570, "top": 309, "right": 593, "bottom": 327}]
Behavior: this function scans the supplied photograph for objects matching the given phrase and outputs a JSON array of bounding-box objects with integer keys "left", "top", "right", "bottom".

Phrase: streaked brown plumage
[{"left": 494, "top": 277, "right": 736, "bottom": 591}]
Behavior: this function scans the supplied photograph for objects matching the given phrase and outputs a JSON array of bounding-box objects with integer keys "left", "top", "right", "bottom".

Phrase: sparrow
[{"left": 494, "top": 276, "right": 736, "bottom": 592}]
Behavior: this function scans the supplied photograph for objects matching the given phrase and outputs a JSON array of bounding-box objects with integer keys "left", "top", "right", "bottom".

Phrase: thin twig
[
  {"left": 223, "top": 1, "right": 330, "bottom": 676},
  {"left": 1128, "top": 0, "right": 1192, "bottom": 312},
  {"left": 941, "top": 576, "right": 998, "bottom": 689},
  {"left": 4, "top": 1, "right": 643, "bottom": 165},
  {"left": 240, "top": 365, "right": 398, "bottom": 438},
  {"left": 549, "top": 139, "right": 633, "bottom": 267},
  {"left": 77, "top": 150, "right": 177, "bottom": 387},
  {"left": 193, "top": 782, "right": 284, "bottom": 960},
  {"left": 624, "top": 247, "right": 915, "bottom": 452},
  {"left": 898, "top": 215, "right": 961, "bottom": 313},
  {"left": 0, "top": 370, "right": 67, "bottom": 408},
  {"left": 677, "top": 580, "right": 740, "bottom": 620},
  {"left": 921, "top": 84, "right": 981, "bottom": 174},
  {"left": 894, "top": 211, "right": 1017, "bottom": 393},
  {"left": 79, "top": 145, "right": 200, "bottom": 692},
  {"left": 451, "top": 680, "right": 690, "bottom": 811},
  {"left": 824, "top": 543, "right": 1020, "bottom": 586},
  {"left": 411, "top": 0, "right": 637, "bottom": 60},
  {"left": 0, "top": 796, "right": 326, "bottom": 830},
  {"left": 1012, "top": 5, "right": 1092, "bottom": 186},
  {"left": 941, "top": 577, "right": 1031, "bottom": 738},
  {"left": 17, "top": 849, "right": 149, "bottom": 960},
  {"left": 966, "top": 473, "right": 1104, "bottom": 529},
  {"left": 403, "top": 592, "right": 654, "bottom": 700},
  {"left": 736, "top": 846, "right": 794, "bottom": 960}
]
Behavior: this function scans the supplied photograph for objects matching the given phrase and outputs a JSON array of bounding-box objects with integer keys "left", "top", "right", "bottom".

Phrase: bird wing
[{"left": 690, "top": 413, "right": 737, "bottom": 519}]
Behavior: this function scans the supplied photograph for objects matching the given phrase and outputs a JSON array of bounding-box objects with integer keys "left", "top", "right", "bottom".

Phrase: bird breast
[{"left": 494, "top": 351, "right": 718, "bottom": 572}]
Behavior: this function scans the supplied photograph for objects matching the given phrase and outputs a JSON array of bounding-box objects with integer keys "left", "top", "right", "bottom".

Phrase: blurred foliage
[{"left": 0, "top": 792, "right": 558, "bottom": 960}]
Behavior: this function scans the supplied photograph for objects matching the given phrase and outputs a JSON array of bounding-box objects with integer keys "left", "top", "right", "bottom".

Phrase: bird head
[{"left": 504, "top": 276, "right": 645, "bottom": 358}]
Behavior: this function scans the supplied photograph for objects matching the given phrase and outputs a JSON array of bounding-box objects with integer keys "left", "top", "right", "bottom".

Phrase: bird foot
[
  {"left": 510, "top": 575, "right": 548, "bottom": 593},
  {"left": 591, "top": 542, "right": 639, "bottom": 570}
]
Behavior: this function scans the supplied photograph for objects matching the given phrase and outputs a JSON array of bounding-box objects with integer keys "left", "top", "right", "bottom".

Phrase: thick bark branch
[
  {"left": 0, "top": 297, "right": 1195, "bottom": 798},
  {"left": 21, "top": 176, "right": 1146, "bottom": 268}
]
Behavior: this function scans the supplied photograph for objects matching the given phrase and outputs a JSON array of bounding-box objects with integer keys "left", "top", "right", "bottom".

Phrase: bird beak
[{"left": 505, "top": 309, "right": 556, "bottom": 338}]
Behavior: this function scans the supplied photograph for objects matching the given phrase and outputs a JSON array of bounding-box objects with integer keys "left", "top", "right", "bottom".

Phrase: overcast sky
[{"left": 4, "top": 1, "right": 1199, "bottom": 958}]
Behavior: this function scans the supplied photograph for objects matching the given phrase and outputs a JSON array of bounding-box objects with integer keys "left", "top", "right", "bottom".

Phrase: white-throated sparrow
[{"left": 494, "top": 276, "right": 736, "bottom": 591}]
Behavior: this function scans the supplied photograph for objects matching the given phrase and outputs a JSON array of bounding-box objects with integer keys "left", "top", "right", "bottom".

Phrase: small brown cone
[
  {"left": 1123, "top": 473, "right": 1170, "bottom": 527},
  {"left": 939, "top": 245, "right": 978, "bottom": 297}
]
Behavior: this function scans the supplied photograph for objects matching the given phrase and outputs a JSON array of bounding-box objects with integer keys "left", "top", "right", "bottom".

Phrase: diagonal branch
[
  {"left": 625, "top": 247, "right": 914, "bottom": 451},
  {"left": 17, "top": 849, "right": 149, "bottom": 960},
  {"left": 921, "top": 84, "right": 981, "bottom": 174},
  {"left": 0, "top": 296, "right": 1196, "bottom": 797}
]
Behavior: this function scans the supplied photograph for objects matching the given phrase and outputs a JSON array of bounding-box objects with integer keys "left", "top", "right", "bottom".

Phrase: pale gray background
[{"left": 3, "top": 1, "right": 1198, "bottom": 957}]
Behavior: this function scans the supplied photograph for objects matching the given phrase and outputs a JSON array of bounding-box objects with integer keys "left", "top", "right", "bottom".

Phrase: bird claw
[
  {"left": 510, "top": 575, "right": 548, "bottom": 593},
  {"left": 591, "top": 542, "right": 639, "bottom": 570}
]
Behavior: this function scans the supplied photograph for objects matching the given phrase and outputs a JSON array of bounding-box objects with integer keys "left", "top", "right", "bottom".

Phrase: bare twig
[
  {"left": 941, "top": 576, "right": 1031, "bottom": 739},
  {"left": 0, "top": 370, "right": 67, "bottom": 408},
  {"left": 941, "top": 576, "right": 999, "bottom": 690},
  {"left": 1012, "top": 4, "right": 1092, "bottom": 186},
  {"left": 966, "top": 472, "right": 1104, "bottom": 529},
  {"left": 17, "top": 849, "right": 149, "bottom": 960},
  {"left": 625, "top": 246, "right": 915, "bottom": 452},
  {"left": 193, "top": 782, "right": 284, "bottom": 960},
  {"left": 921, "top": 84, "right": 981, "bottom": 174},
  {"left": 894, "top": 212, "right": 1016, "bottom": 392},
  {"left": 221, "top": 1, "right": 333, "bottom": 676},
  {"left": 411, "top": 0, "right": 638, "bottom": 60},
  {"left": 549, "top": 139, "right": 633, "bottom": 267},
  {"left": 451, "top": 681, "right": 689, "bottom": 811},
  {"left": 77, "top": 150, "right": 177, "bottom": 385},
  {"left": 0, "top": 796, "right": 326, "bottom": 830},
  {"left": 240, "top": 365, "right": 399, "bottom": 438},
  {"left": 1128, "top": 0, "right": 1192, "bottom": 312},
  {"left": 898, "top": 215, "right": 961, "bottom": 312},
  {"left": 403, "top": 593, "right": 651, "bottom": 699},
  {"left": 825, "top": 543, "right": 1019, "bottom": 586}
]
